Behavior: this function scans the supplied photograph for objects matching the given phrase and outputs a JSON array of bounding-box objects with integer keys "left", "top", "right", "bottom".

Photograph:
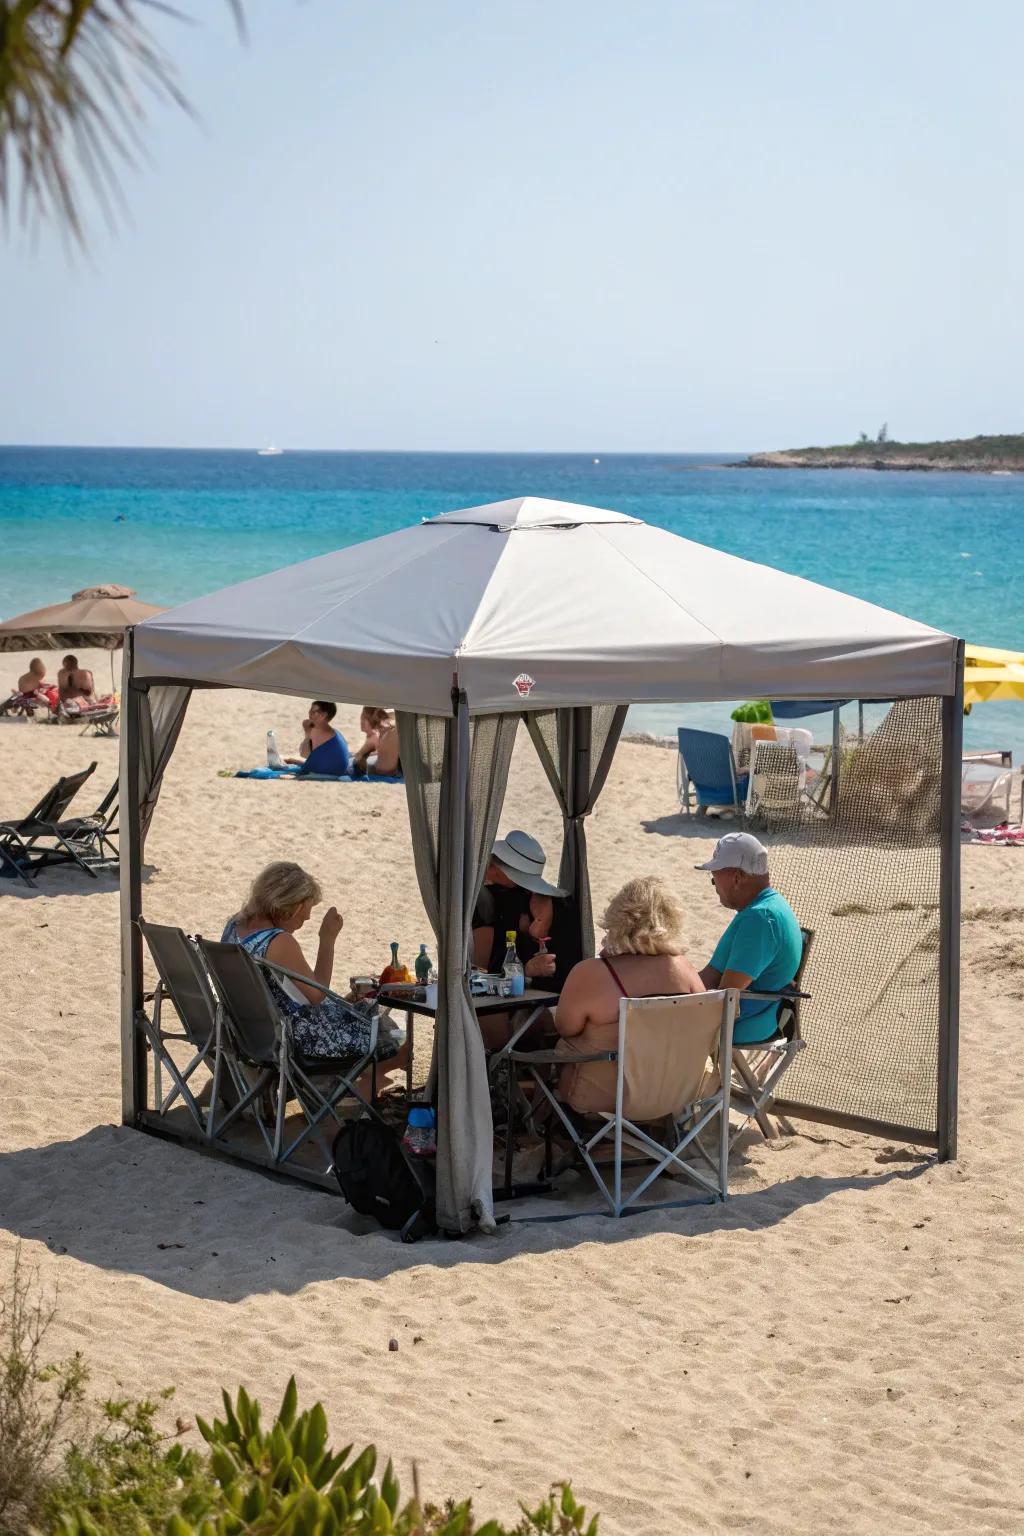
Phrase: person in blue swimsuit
[
  {"left": 285, "top": 700, "right": 353, "bottom": 777},
  {"left": 696, "top": 832, "right": 803, "bottom": 1043},
  {"left": 223, "top": 861, "right": 409, "bottom": 1072}
]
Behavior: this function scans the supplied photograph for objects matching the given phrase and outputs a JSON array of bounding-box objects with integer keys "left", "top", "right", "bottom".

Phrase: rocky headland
[{"left": 737, "top": 433, "right": 1024, "bottom": 472}]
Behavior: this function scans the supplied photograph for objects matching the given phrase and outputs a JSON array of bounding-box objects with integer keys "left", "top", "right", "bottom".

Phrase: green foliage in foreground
[
  {"left": 0, "top": 1245, "right": 597, "bottom": 1536},
  {"left": 40, "top": 1377, "right": 598, "bottom": 1536}
]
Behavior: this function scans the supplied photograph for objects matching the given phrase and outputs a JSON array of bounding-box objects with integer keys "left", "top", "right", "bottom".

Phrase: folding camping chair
[
  {"left": 677, "top": 728, "right": 749, "bottom": 820},
  {"left": 0, "top": 762, "right": 97, "bottom": 886},
  {"left": 510, "top": 989, "right": 736, "bottom": 1217},
  {"left": 77, "top": 704, "right": 119, "bottom": 738},
  {"left": 0, "top": 689, "right": 50, "bottom": 720},
  {"left": 729, "top": 927, "right": 813, "bottom": 1146},
  {"left": 745, "top": 739, "right": 806, "bottom": 829},
  {"left": 43, "top": 698, "right": 120, "bottom": 737},
  {"left": 34, "top": 781, "right": 118, "bottom": 872},
  {"left": 138, "top": 918, "right": 225, "bottom": 1136},
  {"left": 197, "top": 937, "right": 379, "bottom": 1170}
]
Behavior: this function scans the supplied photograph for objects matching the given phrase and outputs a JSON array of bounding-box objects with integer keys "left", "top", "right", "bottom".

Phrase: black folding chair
[
  {"left": 196, "top": 938, "right": 378, "bottom": 1170},
  {"left": 0, "top": 763, "right": 98, "bottom": 887},
  {"left": 36, "top": 781, "right": 118, "bottom": 872},
  {"left": 729, "top": 927, "right": 814, "bottom": 1145},
  {"left": 138, "top": 918, "right": 226, "bottom": 1137}
]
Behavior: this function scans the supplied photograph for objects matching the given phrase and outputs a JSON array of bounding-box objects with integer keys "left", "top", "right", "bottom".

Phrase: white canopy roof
[{"left": 132, "top": 497, "right": 959, "bottom": 713}]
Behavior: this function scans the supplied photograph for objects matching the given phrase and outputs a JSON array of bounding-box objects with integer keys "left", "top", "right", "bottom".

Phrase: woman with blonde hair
[
  {"left": 351, "top": 706, "right": 401, "bottom": 777},
  {"left": 551, "top": 876, "right": 704, "bottom": 1112},
  {"left": 223, "top": 862, "right": 408, "bottom": 1070}
]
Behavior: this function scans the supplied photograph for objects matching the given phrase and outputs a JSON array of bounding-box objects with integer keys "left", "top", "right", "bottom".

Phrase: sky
[{"left": 2, "top": 0, "right": 1021, "bottom": 452}]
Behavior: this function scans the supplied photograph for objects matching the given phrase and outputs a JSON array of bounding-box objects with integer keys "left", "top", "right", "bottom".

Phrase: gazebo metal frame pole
[
  {"left": 568, "top": 706, "right": 593, "bottom": 956},
  {"left": 119, "top": 628, "right": 145, "bottom": 1126},
  {"left": 831, "top": 704, "right": 842, "bottom": 810},
  {"left": 937, "top": 640, "right": 965, "bottom": 1161}
]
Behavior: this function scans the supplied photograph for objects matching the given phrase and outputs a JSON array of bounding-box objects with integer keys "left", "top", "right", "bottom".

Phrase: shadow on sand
[
  {"left": 0, "top": 864, "right": 156, "bottom": 900},
  {"left": 0, "top": 1122, "right": 933, "bottom": 1302},
  {"left": 641, "top": 813, "right": 743, "bottom": 840}
]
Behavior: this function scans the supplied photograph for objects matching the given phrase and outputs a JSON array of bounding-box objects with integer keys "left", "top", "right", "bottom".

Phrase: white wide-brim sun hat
[{"left": 492, "top": 829, "right": 568, "bottom": 898}]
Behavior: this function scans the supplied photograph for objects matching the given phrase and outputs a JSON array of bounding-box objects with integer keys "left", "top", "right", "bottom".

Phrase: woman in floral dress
[{"left": 222, "top": 861, "right": 407, "bottom": 1070}]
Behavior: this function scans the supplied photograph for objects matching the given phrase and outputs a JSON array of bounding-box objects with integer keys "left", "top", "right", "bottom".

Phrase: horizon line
[{"left": 0, "top": 442, "right": 749, "bottom": 458}]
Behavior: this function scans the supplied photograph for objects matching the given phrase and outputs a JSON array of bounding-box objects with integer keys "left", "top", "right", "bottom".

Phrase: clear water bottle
[
  {"left": 266, "top": 729, "right": 284, "bottom": 769},
  {"left": 414, "top": 943, "right": 432, "bottom": 985},
  {"left": 403, "top": 1105, "right": 437, "bottom": 1157},
  {"left": 502, "top": 929, "right": 525, "bottom": 997}
]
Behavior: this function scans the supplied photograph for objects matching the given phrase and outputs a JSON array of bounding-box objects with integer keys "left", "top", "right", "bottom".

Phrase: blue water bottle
[{"left": 403, "top": 1105, "right": 437, "bottom": 1157}]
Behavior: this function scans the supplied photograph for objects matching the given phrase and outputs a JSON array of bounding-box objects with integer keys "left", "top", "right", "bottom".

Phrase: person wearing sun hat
[
  {"left": 471, "top": 829, "right": 578, "bottom": 996},
  {"left": 696, "top": 831, "right": 803, "bottom": 1043}
]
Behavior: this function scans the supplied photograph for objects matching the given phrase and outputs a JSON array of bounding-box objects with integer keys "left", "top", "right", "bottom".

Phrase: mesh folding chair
[
  {"left": 0, "top": 690, "right": 51, "bottom": 720},
  {"left": 745, "top": 739, "right": 806, "bottom": 829},
  {"left": 77, "top": 705, "right": 119, "bottom": 738},
  {"left": 677, "top": 728, "right": 749, "bottom": 819},
  {"left": 510, "top": 989, "right": 736, "bottom": 1216},
  {"left": 197, "top": 937, "right": 378, "bottom": 1170},
  {"left": 138, "top": 917, "right": 225, "bottom": 1137},
  {"left": 0, "top": 762, "right": 98, "bottom": 886},
  {"left": 729, "top": 927, "right": 813, "bottom": 1146},
  {"left": 33, "top": 781, "right": 118, "bottom": 872},
  {"left": 45, "top": 698, "right": 119, "bottom": 736}
]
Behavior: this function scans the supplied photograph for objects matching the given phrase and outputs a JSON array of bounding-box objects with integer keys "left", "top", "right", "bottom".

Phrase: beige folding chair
[{"left": 511, "top": 989, "right": 736, "bottom": 1216}]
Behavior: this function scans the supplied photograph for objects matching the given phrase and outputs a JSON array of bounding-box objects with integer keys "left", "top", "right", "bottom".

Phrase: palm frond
[{"left": 0, "top": 0, "right": 243, "bottom": 246}]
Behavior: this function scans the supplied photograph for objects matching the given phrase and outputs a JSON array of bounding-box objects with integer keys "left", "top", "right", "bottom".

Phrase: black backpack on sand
[{"left": 331, "top": 1117, "right": 436, "bottom": 1243}]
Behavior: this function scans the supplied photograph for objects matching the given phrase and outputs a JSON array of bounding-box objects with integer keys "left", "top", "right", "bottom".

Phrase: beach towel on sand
[{"left": 228, "top": 765, "right": 403, "bottom": 783}]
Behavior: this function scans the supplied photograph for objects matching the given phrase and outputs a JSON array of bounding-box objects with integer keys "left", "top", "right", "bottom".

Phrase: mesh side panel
[{"left": 764, "top": 697, "right": 943, "bottom": 1134}]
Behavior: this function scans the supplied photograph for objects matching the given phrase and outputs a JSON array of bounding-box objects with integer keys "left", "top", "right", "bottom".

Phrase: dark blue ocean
[{"left": 2, "top": 446, "right": 1021, "bottom": 752}]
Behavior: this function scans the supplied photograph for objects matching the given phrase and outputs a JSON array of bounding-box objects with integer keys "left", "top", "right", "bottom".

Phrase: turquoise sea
[{"left": 2, "top": 447, "right": 1022, "bottom": 755}]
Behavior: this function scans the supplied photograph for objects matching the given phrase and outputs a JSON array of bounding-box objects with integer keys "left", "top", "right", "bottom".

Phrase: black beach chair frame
[
  {"left": 0, "top": 763, "right": 98, "bottom": 887},
  {"left": 196, "top": 938, "right": 379, "bottom": 1170},
  {"left": 138, "top": 918, "right": 225, "bottom": 1138},
  {"left": 49, "top": 781, "right": 118, "bottom": 870},
  {"left": 728, "top": 927, "right": 814, "bottom": 1146}
]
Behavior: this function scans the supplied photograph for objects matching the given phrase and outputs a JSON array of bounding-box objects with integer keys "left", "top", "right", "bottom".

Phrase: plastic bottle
[
  {"left": 380, "top": 942, "right": 403, "bottom": 986},
  {"left": 502, "top": 929, "right": 525, "bottom": 997},
  {"left": 415, "top": 943, "right": 432, "bottom": 985},
  {"left": 403, "top": 1105, "right": 437, "bottom": 1157},
  {"left": 266, "top": 729, "right": 284, "bottom": 769}
]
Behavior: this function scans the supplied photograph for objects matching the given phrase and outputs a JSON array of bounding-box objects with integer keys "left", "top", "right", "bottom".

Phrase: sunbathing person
[
  {"left": 284, "top": 700, "right": 353, "bottom": 777},
  {"left": 551, "top": 877, "right": 704, "bottom": 1113},
  {"left": 696, "top": 832, "right": 802, "bottom": 1044},
  {"left": 58, "top": 654, "right": 96, "bottom": 705},
  {"left": 351, "top": 706, "right": 401, "bottom": 777},
  {"left": 17, "top": 658, "right": 49, "bottom": 697},
  {"left": 223, "top": 861, "right": 409, "bottom": 1075}
]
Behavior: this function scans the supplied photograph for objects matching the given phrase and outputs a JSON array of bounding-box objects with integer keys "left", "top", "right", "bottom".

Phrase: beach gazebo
[{"left": 120, "top": 498, "right": 964, "bottom": 1233}]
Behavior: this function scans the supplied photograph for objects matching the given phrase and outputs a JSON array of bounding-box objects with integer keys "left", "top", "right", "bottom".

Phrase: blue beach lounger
[{"left": 676, "top": 728, "right": 748, "bottom": 819}]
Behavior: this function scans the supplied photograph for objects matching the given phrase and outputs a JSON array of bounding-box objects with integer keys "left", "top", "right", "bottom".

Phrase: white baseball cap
[{"left": 695, "top": 831, "right": 769, "bottom": 876}]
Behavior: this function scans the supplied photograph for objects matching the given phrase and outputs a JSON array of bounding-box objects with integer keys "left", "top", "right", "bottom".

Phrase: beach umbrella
[
  {"left": 0, "top": 585, "right": 165, "bottom": 653},
  {"left": 963, "top": 643, "right": 1024, "bottom": 710}
]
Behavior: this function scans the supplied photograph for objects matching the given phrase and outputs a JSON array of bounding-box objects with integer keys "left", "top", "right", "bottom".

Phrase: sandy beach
[{"left": 1, "top": 648, "right": 1021, "bottom": 1534}]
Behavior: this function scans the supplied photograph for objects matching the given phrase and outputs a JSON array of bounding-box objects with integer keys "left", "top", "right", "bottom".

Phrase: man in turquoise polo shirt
[{"left": 697, "top": 832, "right": 803, "bottom": 1043}]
